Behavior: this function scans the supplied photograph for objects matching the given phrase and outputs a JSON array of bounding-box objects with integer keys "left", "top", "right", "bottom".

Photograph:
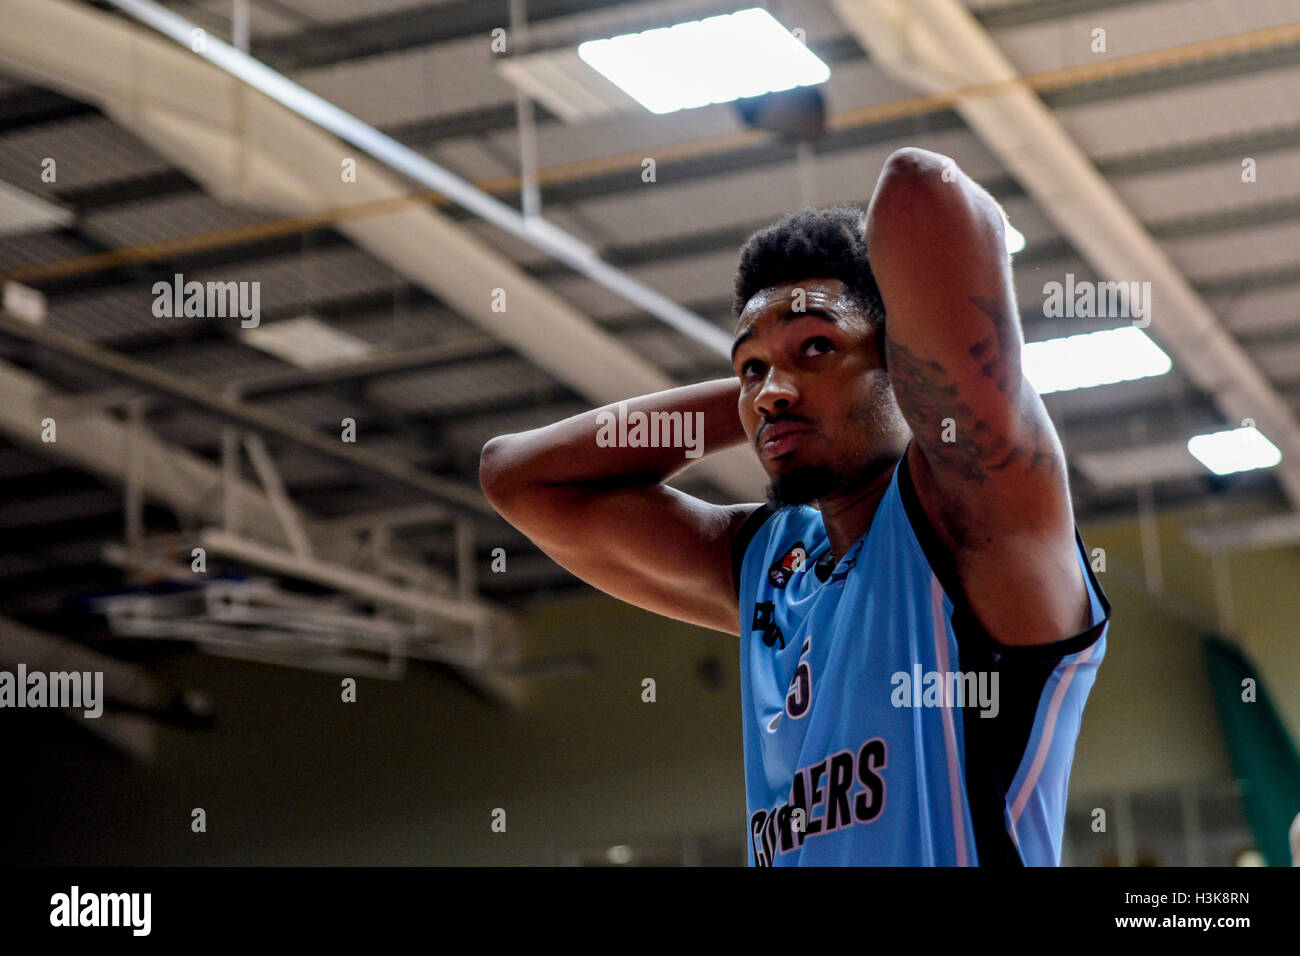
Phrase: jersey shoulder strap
[{"left": 730, "top": 502, "right": 780, "bottom": 598}]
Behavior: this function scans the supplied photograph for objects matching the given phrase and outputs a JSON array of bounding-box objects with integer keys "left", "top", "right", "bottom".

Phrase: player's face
[{"left": 732, "top": 278, "right": 909, "bottom": 506}]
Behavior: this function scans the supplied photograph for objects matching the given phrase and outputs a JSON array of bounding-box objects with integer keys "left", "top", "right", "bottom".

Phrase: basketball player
[{"left": 480, "top": 148, "right": 1110, "bottom": 866}]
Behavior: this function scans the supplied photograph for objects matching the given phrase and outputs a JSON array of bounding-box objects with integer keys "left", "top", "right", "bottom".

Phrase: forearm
[
  {"left": 480, "top": 378, "right": 747, "bottom": 494},
  {"left": 867, "top": 146, "right": 1028, "bottom": 473}
]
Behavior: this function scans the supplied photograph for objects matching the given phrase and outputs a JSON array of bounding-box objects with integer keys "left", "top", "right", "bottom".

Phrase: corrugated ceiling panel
[
  {"left": 47, "top": 248, "right": 403, "bottom": 342},
  {"left": 190, "top": 0, "right": 304, "bottom": 38},
  {"left": 547, "top": 241, "right": 1103, "bottom": 331},
  {"left": 1165, "top": 219, "right": 1300, "bottom": 279},
  {"left": 991, "top": 0, "right": 1299, "bottom": 76},
  {"left": 811, "top": 57, "right": 938, "bottom": 115},
  {"left": 424, "top": 139, "right": 514, "bottom": 183},
  {"left": 1209, "top": 285, "right": 1300, "bottom": 338},
  {"left": 637, "top": 248, "right": 746, "bottom": 311},
  {"left": 565, "top": 130, "right": 991, "bottom": 247},
  {"left": 294, "top": 36, "right": 515, "bottom": 128},
  {"left": 441, "top": 400, "right": 589, "bottom": 455},
  {"left": 184, "top": 246, "right": 403, "bottom": 312},
  {"left": 275, "top": 0, "right": 459, "bottom": 24},
  {"left": 145, "top": 340, "right": 289, "bottom": 384},
  {"left": 49, "top": 283, "right": 187, "bottom": 344},
  {"left": 81, "top": 192, "right": 268, "bottom": 248},
  {"left": 0, "top": 115, "right": 171, "bottom": 193},
  {"left": 260, "top": 389, "right": 367, "bottom": 429},
  {"left": 366, "top": 355, "right": 557, "bottom": 413},
  {"left": 571, "top": 151, "right": 840, "bottom": 244},
  {"left": 26, "top": 351, "right": 122, "bottom": 393},
  {"left": 1250, "top": 338, "right": 1300, "bottom": 386},
  {"left": 485, "top": 100, "right": 745, "bottom": 178},
  {"left": 330, "top": 304, "right": 481, "bottom": 348},
  {"left": 1112, "top": 146, "right": 1300, "bottom": 222},
  {"left": 547, "top": 246, "right": 738, "bottom": 320},
  {"left": 615, "top": 326, "right": 723, "bottom": 376},
  {"left": 524, "top": 0, "right": 764, "bottom": 49},
  {"left": 1215, "top": 0, "right": 1300, "bottom": 34},
  {"left": 1056, "top": 64, "right": 1300, "bottom": 161},
  {"left": 0, "top": 229, "right": 90, "bottom": 270}
]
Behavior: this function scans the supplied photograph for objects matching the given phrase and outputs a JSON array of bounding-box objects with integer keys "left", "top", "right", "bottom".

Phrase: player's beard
[
  {"left": 764, "top": 375, "right": 907, "bottom": 509},
  {"left": 766, "top": 463, "right": 837, "bottom": 507}
]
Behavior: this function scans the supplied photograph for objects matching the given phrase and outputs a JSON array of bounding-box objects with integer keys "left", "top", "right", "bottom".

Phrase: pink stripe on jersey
[
  {"left": 1008, "top": 641, "right": 1099, "bottom": 826},
  {"left": 931, "top": 574, "right": 969, "bottom": 867}
]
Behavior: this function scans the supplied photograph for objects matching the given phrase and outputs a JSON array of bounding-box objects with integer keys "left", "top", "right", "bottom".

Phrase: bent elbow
[
  {"left": 876, "top": 149, "right": 954, "bottom": 207},
  {"left": 479, "top": 435, "right": 518, "bottom": 504}
]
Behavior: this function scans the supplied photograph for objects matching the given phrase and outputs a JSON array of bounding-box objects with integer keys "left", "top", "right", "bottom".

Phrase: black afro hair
[{"left": 731, "top": 203, "right": 884, "bottom": 329}]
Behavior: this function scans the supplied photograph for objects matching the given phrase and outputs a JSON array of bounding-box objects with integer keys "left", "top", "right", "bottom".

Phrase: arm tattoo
[
  {"left": 885, "top": 296, "right": 1062, "bottom": 491},
  {"left": 965, "top": 295, "right": 1017, "bottom": 396}
]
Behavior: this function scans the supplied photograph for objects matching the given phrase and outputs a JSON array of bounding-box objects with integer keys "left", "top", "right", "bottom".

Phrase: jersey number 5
[{"left": 786, "top": 637, "right": 812, "bottom": 719}]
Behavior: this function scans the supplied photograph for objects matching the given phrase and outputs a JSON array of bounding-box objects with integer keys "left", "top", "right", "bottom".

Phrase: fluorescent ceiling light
[
  {"left": 1004, "top": 220, "right": 1025, "bottom": 255},
  {"left": 1187, "top": 426, "right": 1281, "bottom": 475},
  {"left": 241, "top": 316, "right": 374, "bottom": 368},
  {"left": 577, "top": 8, "right": 830, "bottom": 115},
  {"left": 997, "top": 206, "right": 1025, "bottom": 255},
  {"left": 1021, "top": 326, "right": 1171, "bottom": 394},
  {"left": 2, "top": 281, "right": 47, "bottom": 325},
  {"left": 0, "top": 178, "right": 73, "bottom": 236}
]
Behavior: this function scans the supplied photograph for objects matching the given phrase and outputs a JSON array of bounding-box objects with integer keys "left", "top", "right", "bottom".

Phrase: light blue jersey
[{"left": 732, "top": 446, "right": 1110, "bottom": 866}]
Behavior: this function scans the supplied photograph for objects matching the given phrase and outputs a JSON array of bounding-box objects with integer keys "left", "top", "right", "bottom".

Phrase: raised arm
[
  {"left": 866, "top": 146, "right": 1069, "bottom": 531},
  {"left": 865, "top": 147, "right": 1089, "bottom": 646},
  {"left": 479, "top": 378, "right": 762, "bottom": 636}
]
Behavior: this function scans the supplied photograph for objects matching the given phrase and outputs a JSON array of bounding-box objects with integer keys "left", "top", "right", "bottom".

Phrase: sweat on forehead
[
  {"left": 736, "top": 279, "right": 855, "bottom": 326},
  {"left": 731, "top": 288, "right": 871, "bottom": 364},
  {"left": 738, "top": 275, "right": 869, "bottom": 321},
  {"left": 750, "top": 277, "right": 848, "bottom": 305}
]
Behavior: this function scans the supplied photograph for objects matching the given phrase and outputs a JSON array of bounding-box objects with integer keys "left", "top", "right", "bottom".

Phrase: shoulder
[{"left": 729, "top": 503, "right": 824, "bottom": 598}]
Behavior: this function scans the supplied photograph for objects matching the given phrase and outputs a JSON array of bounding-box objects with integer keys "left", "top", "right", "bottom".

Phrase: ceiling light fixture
[
  {"left": 1021, "top": 326, "right": 1171, "bottom": 394},
  {"left": 1187, "top": 425, "right": 1281, "bottom": 475},
  {"left": 577, "top": 8, "right": 830, "bottom": 115}
]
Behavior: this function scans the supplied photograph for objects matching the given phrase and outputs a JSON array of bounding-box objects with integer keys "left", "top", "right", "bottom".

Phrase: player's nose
[{"left": 754, "top": 368, "right": 799, "bottom": 419}]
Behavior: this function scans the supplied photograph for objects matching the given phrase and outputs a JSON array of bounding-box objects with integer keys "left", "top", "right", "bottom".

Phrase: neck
[{"left": 815, "top": 454, "right": 901, "bottom": 560}]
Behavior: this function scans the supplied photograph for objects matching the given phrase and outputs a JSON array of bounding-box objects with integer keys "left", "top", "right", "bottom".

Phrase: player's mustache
[{"left": 757, "top": 414, "right": 814, "bottom": 447}]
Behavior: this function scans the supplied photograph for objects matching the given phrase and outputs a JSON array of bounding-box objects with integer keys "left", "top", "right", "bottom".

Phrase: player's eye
[
  {"left": 801, "top": 337, "right": 833, "bottom": 357},
  {"left": 739, "top": 359, "right": 765, "bottom": 379}
]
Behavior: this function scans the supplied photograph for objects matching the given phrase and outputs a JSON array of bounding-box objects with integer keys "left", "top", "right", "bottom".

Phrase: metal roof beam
[
  {"left": 0, "top": 0, "right": 764, "bottom": 499},
  {"left": 832, "top": 0, "right": 1300, "bottom": 518}
]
